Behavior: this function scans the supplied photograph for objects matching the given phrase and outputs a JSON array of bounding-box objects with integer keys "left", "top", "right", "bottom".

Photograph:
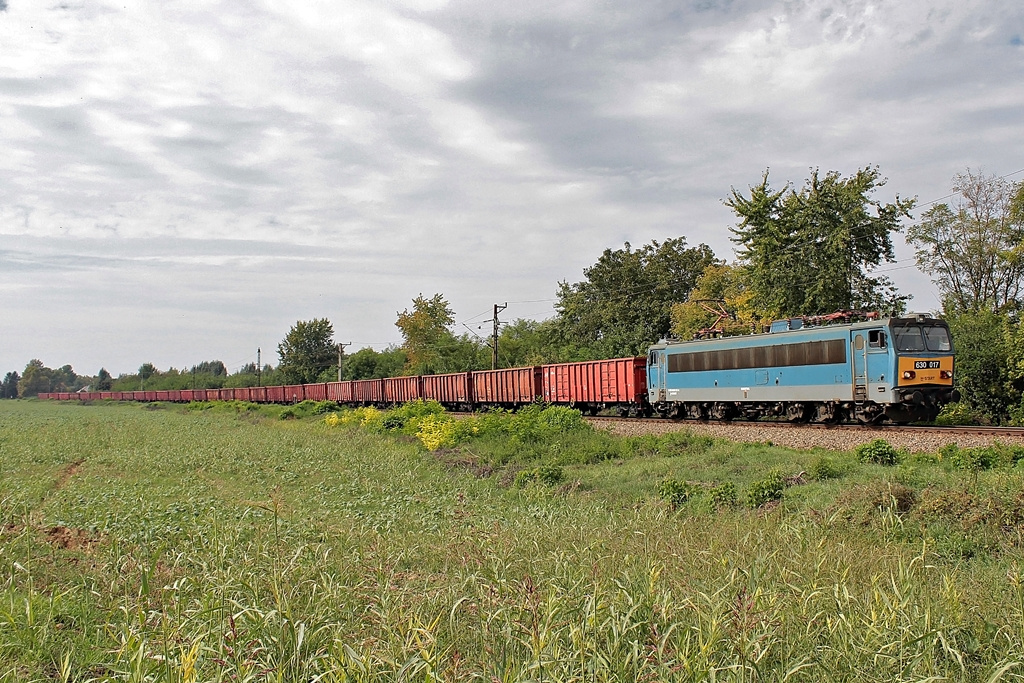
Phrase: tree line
[{"left": 6, "top": 167, "right": 1022, "bottom": 423}]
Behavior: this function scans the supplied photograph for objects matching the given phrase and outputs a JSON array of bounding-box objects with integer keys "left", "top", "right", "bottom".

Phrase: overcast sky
[{"left": 2, "top": 0, "right": 1022, "bottom": 377}]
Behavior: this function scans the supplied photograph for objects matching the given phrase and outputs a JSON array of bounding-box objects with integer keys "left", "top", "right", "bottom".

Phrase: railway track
[
  {"left": 584, "top": 416, "right": 1024, "bottom": 451},
  {"left": 584, "top": 416, "right": 1024, "bottom": 439}
]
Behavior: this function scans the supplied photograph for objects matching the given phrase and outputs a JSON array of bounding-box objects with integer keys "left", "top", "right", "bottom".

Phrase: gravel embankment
[{"left": 589, "top": 419, "right": 1024, "bottom": 453}]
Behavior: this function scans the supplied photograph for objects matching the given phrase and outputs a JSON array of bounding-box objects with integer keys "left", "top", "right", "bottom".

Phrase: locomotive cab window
[
  {"left": 868, "top": 330, "right": 887, "bottom": 349},
  {"left": 924, "top": 326, "right": 952, "bottom": 352},
  {"left": 893, "top": 325, "right": 925, "bottom": 352}
]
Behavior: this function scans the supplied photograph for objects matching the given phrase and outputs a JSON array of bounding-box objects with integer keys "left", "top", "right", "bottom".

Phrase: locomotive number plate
[{"left": 914, "top": 361, "right": 941, "bottom": 369}]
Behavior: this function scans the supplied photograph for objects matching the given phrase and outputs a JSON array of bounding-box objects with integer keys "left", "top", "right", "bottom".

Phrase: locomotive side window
[
  {"left": 667, "top": 339, "right": 847, "bottom": 372},
  {"left": 868, "top": 330, "right": 887, "bottom": 348}
]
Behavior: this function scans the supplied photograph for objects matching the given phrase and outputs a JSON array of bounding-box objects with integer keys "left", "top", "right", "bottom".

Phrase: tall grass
[{"left": 1, "top": 400, "right": 1024, "bottom": 680}]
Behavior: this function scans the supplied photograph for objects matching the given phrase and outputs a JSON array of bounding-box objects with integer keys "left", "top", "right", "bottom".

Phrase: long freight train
[{"left": 41, "top": 313, "right": 958, "bottom": 424}]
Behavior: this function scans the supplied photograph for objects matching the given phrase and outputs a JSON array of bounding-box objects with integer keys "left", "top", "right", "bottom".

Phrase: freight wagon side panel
[
  {"left": 266, "top": 386, "right": 286, "bottom": 403},
  {"left": 422, "top": 373, "right": 471, "bottom": 406},
  {"left": 383, "top": 376, "right": 421, "bottom": 404},
  {"left": 326, "top": 382, "right": 353, "bottom": 403},
  {"left": 305, "top": 383, "right": 328, "bottom": 401},
  {"left": 351, "top": 379, "right": 384, "bottom": 404},
  {"left": 472, "top": 367, "right": 541, "bottom": 405},
  {"left": 283, "top": 385, "right": 305, "bottom": 403},
  {"left": 542, "top": 358, "right": 647, "bottom": 406}
]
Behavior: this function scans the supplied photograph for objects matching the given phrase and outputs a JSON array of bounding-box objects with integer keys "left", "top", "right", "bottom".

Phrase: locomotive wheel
[
  {"left": 812, "top": 402, "right": 842, "bottom": 424},
  {"left": 710, "top": 403, "right": 734, "bottom": 421},
  {"left": 786, "top": 403, "right": 809, "bottom": 423}
]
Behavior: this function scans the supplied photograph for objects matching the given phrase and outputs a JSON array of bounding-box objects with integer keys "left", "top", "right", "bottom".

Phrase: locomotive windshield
[{"left": 892, "top": 323, "right": 952, "bottom": 352}]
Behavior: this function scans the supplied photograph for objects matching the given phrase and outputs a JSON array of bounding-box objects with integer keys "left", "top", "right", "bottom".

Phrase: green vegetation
[
  {"left": 277, "top": 318, "right": 338, "bottom": 384},
  {"left": 855, "top": 438, "right": 904, "bottom": 466},
  {"left": 727, "top": 166, "right": 913, "bottom": 318},
  {"left": 7, "top": 400, "right": 1024, "bottom": 679}
]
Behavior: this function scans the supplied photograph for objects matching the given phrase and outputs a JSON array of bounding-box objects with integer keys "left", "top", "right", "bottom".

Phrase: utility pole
[
  {"left": 337, "top": 342, "right": 352, "bottom": 381},
  {"left": 492, "top": 303, "right": 507, "bottom": 370},
  {"left": 256, "top": 348, "right": 261, "bottom": 387}
]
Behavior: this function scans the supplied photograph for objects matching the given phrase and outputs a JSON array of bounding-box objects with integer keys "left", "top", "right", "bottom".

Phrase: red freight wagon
[
  {"left": 144, "top": 391, "right": 158, "bottom": 401},
  {"left": 208, "top": 389, "right": 223, "bottom": 401},
  {"left": 283, "top": 385, "right": 305, "bottom": 403},
  {"left": 153, "top": 391, "right": 169, "bottom": 401},
  {"left": 542, "top": 357, "right": 647, "bottom": 414},
  {"left": 181, "top": 389, "right": 196, "bottom": 402},
  {"left": 383, "top": 376, "right": 421, "bottom": 404},
  {"left": 249, "top": 387, "right": 268, "bottom": 403},
  {"left": 326, "top": 381, "right": 353, "bottom": 403},
  {"left": 422, "top": 372, "right": 472, "bottom": 408},
  {"left": 471, "top": 367, "right": 542, "bottom": 407},
  {"left": 264, "top": 385, "right": 284, "bottom": 402},
  {"left": 100, "top": 392, "right": 113, "bottom": 400},
  {"left": 166, "top": 390, "right": 181, "bottom": 402},
  {"left": 304, "top": 383, "right": 327, "bottom": 401},
  {"left": 351, "top": 379, "right": 383, "bottom": 404}
]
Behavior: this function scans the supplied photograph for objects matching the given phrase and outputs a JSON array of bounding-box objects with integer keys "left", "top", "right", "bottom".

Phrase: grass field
[{"left": 3, "top": 399, "right": 1024, "bottom": 681}]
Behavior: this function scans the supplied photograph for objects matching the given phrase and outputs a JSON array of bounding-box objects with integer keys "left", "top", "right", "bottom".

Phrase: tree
[
  {"left": 552, "top": 238, "right": 717, "bottom": 359},
  {"left": 670, "top": 263, "right": 761, "bottom": 339},
  {"left": 495, "top": 319, "right": 564, "bottom": 366},
  {"left": 18, "top": 359, "right": 50, "bottom": 397},
  {"left": 95, "top": 368, "right": 113, "bottom": 391},
  {"left": 943, "top": 308, "right": 1020, "bottom": 424},
  {"left": 138, "top": 363, "right": 157, "bottom": 389},
  {"left": 395, "top": 294, "right": 457, "bottom": 374},
  {"left": 342, "top": 347, "right": 407, "bottom": 380},
  {"left": 1, "top": 371, "right": 19, "bottom": 398},
  {"left": 192, "top": 360, "right": 227, "bottom": 376},
  {"left": 907, "top": 170, "right": 1024, "bottom": 313},
  {"left": 277, "top": 319, "right": 336, "bottom": 384},
  {"left": 727, "top": 167, "right": 913, "bottom": 318}
]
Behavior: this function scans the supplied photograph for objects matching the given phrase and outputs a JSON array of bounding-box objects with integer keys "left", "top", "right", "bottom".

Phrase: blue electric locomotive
[{"left": 646, "top": 313, "right": 957, "bottom": 424}]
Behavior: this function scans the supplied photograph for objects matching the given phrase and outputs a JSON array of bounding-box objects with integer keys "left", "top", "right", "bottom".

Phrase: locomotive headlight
[
  {"left": 903, "top": 370, "right": 916, "bottom": 380},
  {"left": 940, "top": 370, "right": 952, "bottom": 380}
]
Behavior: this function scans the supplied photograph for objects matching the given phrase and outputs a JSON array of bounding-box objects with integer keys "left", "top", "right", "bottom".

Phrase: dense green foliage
[
  {"left": 552, "top": 238, "right": 717, "bottom": 359},
  {"left": 0, "top": 371, "right": 18, "bottom": 398},
  {"left": 6, "top": 402, "right": 1024, "bottom": 680},
  {"left": 944, "top": 308, "right": 1023, "bottom": 423},
  {"left": 277, "top": 318, "right": 338, "bottom": 384},
  {"left": 14, "top": 360, "right": 86, "bottom": 397},
  {"left": 341, "top": 346, "right": 407, "bottom": 380},
  {"left": 728, "top": 167, "right": 913, "bottom": 318},
  {"left": 855, "top": 438, "right": 903, "bottom": 466}
]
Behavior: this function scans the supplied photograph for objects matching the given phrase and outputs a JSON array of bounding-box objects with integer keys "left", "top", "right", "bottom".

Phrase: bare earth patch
[{"left": 45, "top": 525, "right": 101, "bottom": 551}]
